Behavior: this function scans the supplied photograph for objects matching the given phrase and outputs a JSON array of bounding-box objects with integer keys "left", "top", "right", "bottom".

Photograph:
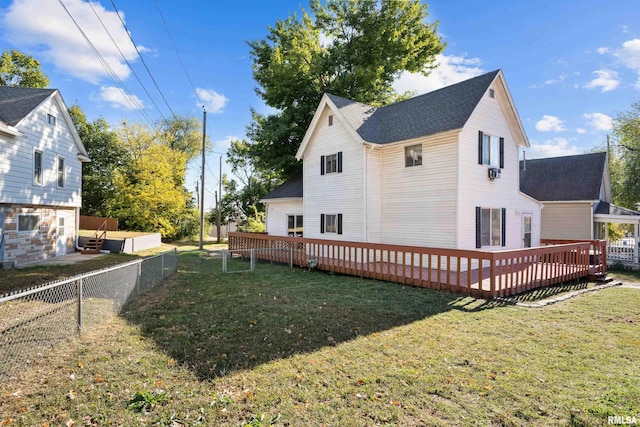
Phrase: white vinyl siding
[
  {"left": 264, "top": 199, "right": 303, "bottom": 237},
  {"left": 380, "top": 131, "right": 458, "bottom": 248},
  {"left": 0, "top": 95, "right": 83, "bottom": 207},
  {"left": 303, "top": 106, "right": 364, "bottom": 242},
  {"left": 457, "top": 82, "right": 540, "bottom": 250}
]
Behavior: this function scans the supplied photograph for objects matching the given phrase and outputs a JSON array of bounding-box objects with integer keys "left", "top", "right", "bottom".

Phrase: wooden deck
[{"left": 229, "top": 233, "right": 607, "bottom": 299}]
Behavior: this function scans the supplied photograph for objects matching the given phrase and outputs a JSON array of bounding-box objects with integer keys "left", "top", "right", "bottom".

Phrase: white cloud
[
  {"left": 583, "top": 112, "right": 613, "bottom": 131},
  {"left": 393, "top": 54, "right": 484, "bottom": 94},
  {"left": 214, "top": 135, "right": 239, "bottom": 151},
  {"left": 535, "top": 115, "right": 566, "bottom": 132},
  {"left": 530, "top": 74, "right": 568, "bottom": 89},
  {"left": 525, "top": 138, "right": 580, "bottom": 159},
  {"left": 93, "top": 86, "right": 144, "bottom": 110},
  {"left": 596, "top": 47, "right": 609, "bottom": 54},
  {"left": 576, "top": 128, "right": 587, "bottom": 134},
  {"left": 196, "top": 88, "right": 229, "bottom": 114},
  {"left": 0, "top": 0, "right": 142, "bottom": 84},
  {"left": 584, "top": 69, "right": 620, "bottom": 92},
  {"left": 614, "top": 38, "right": 640, "bottom": 88}
]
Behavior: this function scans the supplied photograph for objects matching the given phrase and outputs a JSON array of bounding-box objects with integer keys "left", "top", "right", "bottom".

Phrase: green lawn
[{"left": 1, "top": 251, "right": 638, "bottom": 426}]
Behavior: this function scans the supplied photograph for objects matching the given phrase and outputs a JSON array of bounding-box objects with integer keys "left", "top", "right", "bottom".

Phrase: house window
[
  {"left": 57, "top": 157, "right": 65, "bottom": 188},
  {"left": 18, "top": 214, "right": 40, "bottom": 232},
  {"left": 328, "top": 115, "right": 333, "bottom": 126},
  {"left": 476, "top": 207, "right": 505, "bottom": 248},
  {"left": 478, "top": 131, "right": 504, "bottom": 168},
  {"left": 320, "top": 213, "right": 342, "bottom": 234},
  {"left": 321, "top": 152, "right": 342, "bottom": 175},
  {"left": 489, "top": 88, "right": 495, "bottom": 98},
  {"left": 47, "top": 114, "right": 56, "bottom": 126},
  {"left": 405, "top": 144, "right": 422, "bottom": 167},
  {"left": 287, "top": 215, "right": 303, "bottom": 237},
  {"left": 34, "top": 150, "right": 43, "bottom": 185}
]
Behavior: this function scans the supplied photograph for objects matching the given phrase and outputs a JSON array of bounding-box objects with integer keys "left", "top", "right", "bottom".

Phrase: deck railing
[
  {"left": 540, "top": 239, "right": 607, "bottom": 275},
  {"left": 229, "top": 233, "right": 604, "bottom": 298}
]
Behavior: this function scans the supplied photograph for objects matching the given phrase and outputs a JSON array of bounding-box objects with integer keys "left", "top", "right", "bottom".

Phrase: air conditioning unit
[{"left": 488, "top": 167, "right": 501, "bottom": 180}]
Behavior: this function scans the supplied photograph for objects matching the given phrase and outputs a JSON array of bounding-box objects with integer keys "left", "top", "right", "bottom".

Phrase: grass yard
[{"left": 1, "top": 251, "right": 639, "bottom": 426}]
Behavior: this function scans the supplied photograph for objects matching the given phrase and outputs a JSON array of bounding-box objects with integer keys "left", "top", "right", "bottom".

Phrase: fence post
[
  {"left": 222, "top": 249, "right": 227, "bottom": 273},
  {"left": 77, "top": 277, "right": 83, "bottom": 334},
  {"left": 251, "top": 248, "right": 256, "bottom": 271},
  {"left": 161, "top": 252, "right": 165, "bottom": 280},
  {"left": 136, "top": 261, "right": 141, "bottom": 296},
  {"left": 290, "top": 245, "right": 293, "bottom": 269}
]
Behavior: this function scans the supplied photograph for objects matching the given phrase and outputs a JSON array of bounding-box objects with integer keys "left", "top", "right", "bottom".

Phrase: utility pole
[
  {"left": 217, "top": 155, "right": 222, "bottom": 243},
  {"left": 195, "top": 181, "right": 199, "bottom": 209},
  {"left": 199, "top": 107, "right": 206, "bottom": 250}
]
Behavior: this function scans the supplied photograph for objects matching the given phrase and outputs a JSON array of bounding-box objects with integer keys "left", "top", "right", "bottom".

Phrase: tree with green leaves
[
  {"left": 241, "top": 0, "right": 444, "bottom": 181},
  {"left": 69, "top": 105, "right": 125, "bottom": 217},
  {"left": 611, "top": 100, "right": 640, "bottom": 210},
  {"left": 0, "top": 49, "right": 49, "bottom": 88}
]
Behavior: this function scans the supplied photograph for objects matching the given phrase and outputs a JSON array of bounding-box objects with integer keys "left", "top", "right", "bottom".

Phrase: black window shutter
[
  {"left": 320, "top": 214, "right": 325, "bottom": 233},
  {"left": 320, "top": 156, "right": 325, "bottom": 175},
  {"left": 337, "top": 214, "right": 343, "bottom": 235},
  {"left": 478, "top": 131, "right": 483, "bottom": 165},
  {"left": 337, "top": 152, "right": 343, "bottom": 173},
  {"left": 475, "top": 207, "right": 481, "bottom": 248},
  {"left": 501, "top": 208, "right": 506, "bottom": 246},
  {"left": 499, "top": 137, "right": 505, "bottom": 169}
]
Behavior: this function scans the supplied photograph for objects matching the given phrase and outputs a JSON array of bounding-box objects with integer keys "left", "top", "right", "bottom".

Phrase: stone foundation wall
[{"left": 1, "top": 205, "right": 77, "bottom": 266}]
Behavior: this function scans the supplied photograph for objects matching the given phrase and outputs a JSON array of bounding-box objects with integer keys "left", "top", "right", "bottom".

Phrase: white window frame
[
  {"left": 287, "top": 214, "right": 303, "bottom": 237},
  {"left": 34, "top": 149, "right": 43, "bottom": 186},
  {"left": 18, "top": 214, "right": 41, "bottom": 233},
  {"left": 404, "top": 144, "right": 422, "bottom": 167},
  {"left": 325, "top": 153, "right": 338, "bottom": 174},
  {"left": 480, "top": 208, "right": 502, "bottom": 247},
  {"left": 481, "top": 134, "right": 500, "bottom": 167},
  {"left": 325, "top": 214, "right": 338, "bottom": 233},
  {"left": 57, "top": 156, "right": 65, "bottom": 188},
  {"left": 328, "top": 114, "right": 333, "bottom": 126},
  {"left": 47, "top": 114, "right": 56, "bottom": 126}
]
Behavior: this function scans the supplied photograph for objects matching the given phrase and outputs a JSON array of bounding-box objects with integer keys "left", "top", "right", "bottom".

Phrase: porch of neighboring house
[
  {"left": 593, "top": 202, "right": 640, "bottom": 270},
  {"left": 228, "top": 233, "right": 607, "bottom": 299}
]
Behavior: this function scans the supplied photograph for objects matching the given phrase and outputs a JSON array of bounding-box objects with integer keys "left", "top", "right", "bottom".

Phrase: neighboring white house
[
  {"left": 262, "top": 70, "right": 541, "bottom": 251},
  {"left": 0, "top": 86, "right": 90, "bottom": 267}
]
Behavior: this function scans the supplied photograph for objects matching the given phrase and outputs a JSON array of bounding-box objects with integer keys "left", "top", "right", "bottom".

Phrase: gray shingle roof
[
  {"left": 519, "top": 152, "right": 607, "bottom": 201},
  {"left": 327, "top": 69, "right": 500, "bottom": 144},
  {"left": 0, "top": 86, "right": 56, "bottom": 126},
  {"left": 594, "top": 201, "right": 640, "bottom": 216},
  {"left": 262, "top": 173, "right": 303, "bottom": 200}
]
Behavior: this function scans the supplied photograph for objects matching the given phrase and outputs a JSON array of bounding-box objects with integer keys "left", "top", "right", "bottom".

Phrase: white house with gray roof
[
  {"left": 262, "top": 70, "right": 541, "bottom": 251},
  {"left": 0, "top": 86, "right": 90, "bottom": 267}
]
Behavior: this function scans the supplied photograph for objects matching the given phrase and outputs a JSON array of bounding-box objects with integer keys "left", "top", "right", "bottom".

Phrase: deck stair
[
  {"left": 82, "top": 221, "right": 107, "bottom": 254},
  {"left": 588, "top": 271, "right": 614, "bottom": 283}
]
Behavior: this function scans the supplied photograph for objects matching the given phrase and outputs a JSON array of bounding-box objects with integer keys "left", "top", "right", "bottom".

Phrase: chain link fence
[
  {"left": 0, "top": 249, "right": 178, "bottom": 382},
  {"left": 220, "top": 248, "right": 296, "bottom": 273}
]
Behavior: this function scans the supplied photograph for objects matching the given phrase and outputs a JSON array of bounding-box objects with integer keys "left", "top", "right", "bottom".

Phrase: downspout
[
  {"left": 363, "top": 143, "right": 376, "bottom": 243},
  {"left": 75, "top": 206, "right": 83, "bottom": 251},
  {"left": 590, "top": 202, "right": 594, "bottom": 240}
]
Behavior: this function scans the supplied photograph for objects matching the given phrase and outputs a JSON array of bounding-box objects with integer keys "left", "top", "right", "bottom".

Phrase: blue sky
[{"left": 1, "top": 0, "right": 639, "bottom": 210}]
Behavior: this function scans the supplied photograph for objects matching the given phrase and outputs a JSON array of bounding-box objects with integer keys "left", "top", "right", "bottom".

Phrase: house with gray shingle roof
[
  {"left": 520, "top": 151, "right": 640, "bottom": 266},
  {"left": 0, "top": 86, "right": 89, "bottom": 267},
  {"left": 263, "top": 70, "right": 542, "bottom": 251}
]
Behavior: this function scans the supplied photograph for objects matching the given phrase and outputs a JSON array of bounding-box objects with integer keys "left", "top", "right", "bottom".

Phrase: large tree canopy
[
  {"left": 0, "top": 49, "right": 49, "bottom": 88},
  {"left": 611, "top": 100, "right": 640, "bottom": 210},
  {"left": 242, "top": 0, "right": 444, "bottom": 180}
]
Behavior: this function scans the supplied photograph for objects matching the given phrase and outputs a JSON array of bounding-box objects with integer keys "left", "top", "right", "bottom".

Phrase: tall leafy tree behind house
[
  {"left": 69, "top": 105, "right": 125, "bottom": 217},
  {"left": 108, "top": 119, "right": 203, "bottom": 239},
  {"left": 611, "top": 100, "right": 640, "bottom": 210},
  {"left": 227, "top": 0, "right": 444, "bottom": 216},
  {"left": 0, "top": 49, "right": 49, "bottom": 88}
]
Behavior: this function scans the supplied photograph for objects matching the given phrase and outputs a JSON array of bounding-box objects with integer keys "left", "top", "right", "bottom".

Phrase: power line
[
  {"left": 154, "top": 0, "right": 199, "bottom": 99},
  {"left": 87, "top": 1, "right": 167, "bottom": 122},
  {"left": 109, "top": 0, "right": 179, "bottom": 120},
  {"left": 58, "top": 0, "right": 154, "bottom": 125}
]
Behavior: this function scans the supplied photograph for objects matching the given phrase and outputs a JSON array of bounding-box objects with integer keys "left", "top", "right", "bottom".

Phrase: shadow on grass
[{"left": 122, "top": 251, "right": 491, "bottom": 380}]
